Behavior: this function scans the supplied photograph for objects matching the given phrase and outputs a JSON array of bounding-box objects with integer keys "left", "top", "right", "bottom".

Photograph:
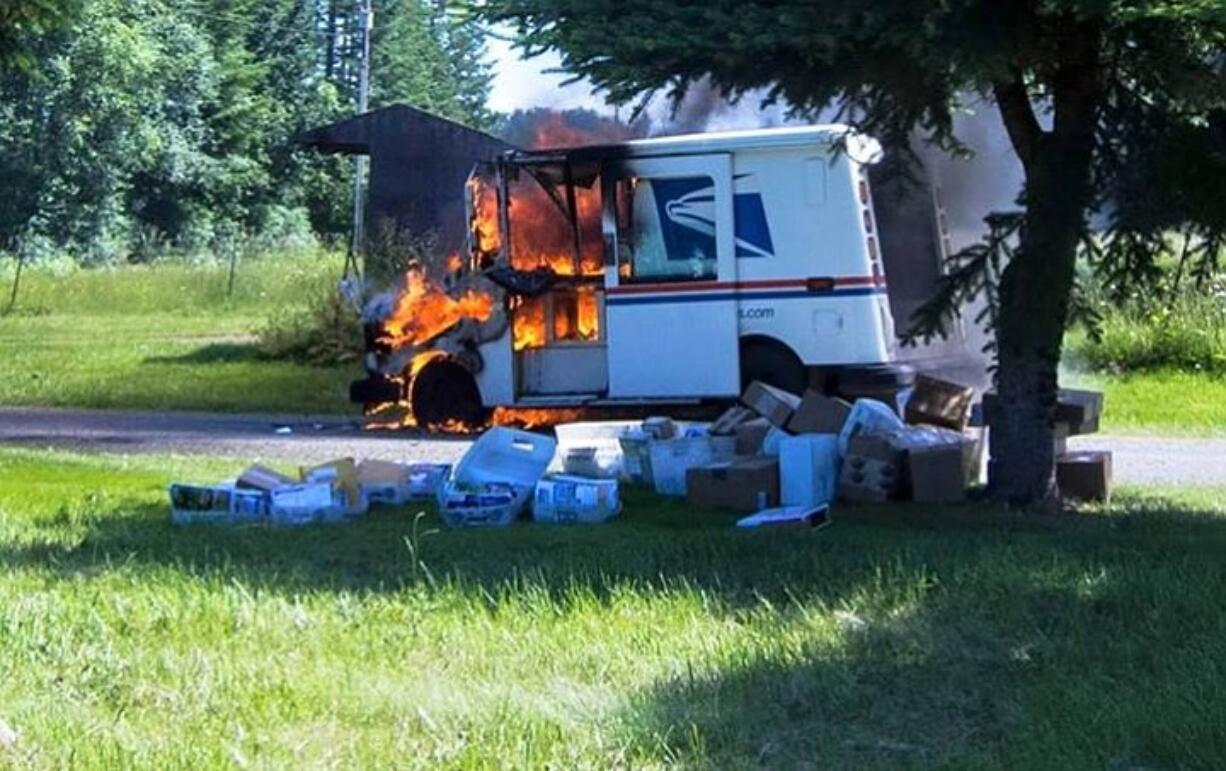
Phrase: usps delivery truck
[{"left": 368, "top": 124, "right": 971, "bottom": 425}]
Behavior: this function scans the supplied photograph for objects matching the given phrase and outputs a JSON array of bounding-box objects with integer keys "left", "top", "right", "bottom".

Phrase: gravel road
[{"left": 1, "top": 406, "right": 1223, "bottom": 486}]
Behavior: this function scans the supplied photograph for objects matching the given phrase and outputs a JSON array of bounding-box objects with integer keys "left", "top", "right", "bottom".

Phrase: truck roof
[{"left": 513, "top": 124, "right": 868, "bottom": 165}]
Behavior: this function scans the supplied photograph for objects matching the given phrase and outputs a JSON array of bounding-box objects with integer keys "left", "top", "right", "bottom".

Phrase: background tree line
[{"left": 0, "top": 0, "right": 493, "bottom": 264}]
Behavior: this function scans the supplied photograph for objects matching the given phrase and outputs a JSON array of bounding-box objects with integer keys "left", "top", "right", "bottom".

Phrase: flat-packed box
[
  {"left": 686, "top": 457, "right": 780, "bottom": 512},
  {"left": 1057, "top": 450, "right": 1112, "bottom": 501},
  {"left": 838, "top": 435, "right": 902, "bottom": 503},
  {"left": 778, "top": 434, "right": 840, "bottom": 507},
  {"left": 269, "top": 482, "right": 335, "bottom": 526},
  {"left": 734, "top": 418, "right": 772, "bottom": 455},
  {"left": 907, "top": 443, "right": 968, "bottom": 503},
  {"left": 904, "top": 375, "right": 975, "bottom": 431},
  {"left": 741, "top": 381, "right": 802, "bottom": 428},
  {"left": 787, "top": 390, "right": 853, "bottom": 435}
]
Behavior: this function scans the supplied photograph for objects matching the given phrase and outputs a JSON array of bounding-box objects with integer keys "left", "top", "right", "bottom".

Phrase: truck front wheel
[
  {"left": 740, "top": 339, "right": 807, "bottom": 395},
  {"left": 410, "top": 359, "right": 491, "bottom": 430}
]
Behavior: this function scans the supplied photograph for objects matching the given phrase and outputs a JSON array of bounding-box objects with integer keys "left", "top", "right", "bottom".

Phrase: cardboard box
[
  {"left": 734, "top": 417, "right": 772, "bottom": 455},
  {"left": 741, "top": 381, "right": 802, "bottom": 428},
  {"left": 907, "top": 443, "right": 968, "bottom": 503},
  {"left": 686, "top": 457, "right": 780, "bottom": 512},
  {"left": 1057, "top": 450, "right": 1112, "bottom": 501},
  {"left": 1056, "top": 389, "right": 1104, "bottom": 435},
  {"left": 236, "top": 464, "right": 296, "bottom": 492},
  {"left": 711, "top": 405, "right": 756, "bottom": 435},
  {"left": 838, "top": 435, "right": 902, "bottom": 502},
  {"left": 981, "top": 389, "right": 1104, "bottom": 436},
  {"left": 904, "top": 375, "right": 975, "bottom": 431},
  {"left": 787, "top": 390, "right": 853, "bottom": 435},
  {"left": 301, "top": 458, "right": 362, "bottom": 512}
]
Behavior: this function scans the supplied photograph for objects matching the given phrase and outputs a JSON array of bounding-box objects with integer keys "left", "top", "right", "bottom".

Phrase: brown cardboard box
[
  {"left": 712, "top": 405, "right": 756, "bottom": 435},
  {"left": 981, "top": 389, "right": 1104, "bottom": 436},
  {"left": 686, "top": 457, "right": 780, "bottom": 513},
  {"left": 838, "top": 435, "right": 902, "bottom": 502},
  {"left": 904, "top": 375, "right": 975, "bottom": 431},
  {"left": 741, "top": 381, "right": 802, "bottom": 428},
  {"left": 1057, "top": 450, "right": 1112, "bottom": 501},
  {"left": 734, "top": 417, "right": 773, "bottom": 455},
  {"left": 787, "top": 390, "right": 853, "bottom": 434},
  {"left": 907, "top": 443, "right": 967, "bottom": 503},
  {"left": 1055, "top": 389, "right": 1104, "bottom": 435}
]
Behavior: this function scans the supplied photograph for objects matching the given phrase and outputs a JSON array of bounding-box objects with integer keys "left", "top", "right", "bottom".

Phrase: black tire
[
  {"left": 410, "top": 359, "right": 491, "bottom": 429},
  {"left": 740, "top": 339, "right": 807, "bottom": 395},
  {"left": 836, "top": 363, "right": 916, "bottom": 391}
]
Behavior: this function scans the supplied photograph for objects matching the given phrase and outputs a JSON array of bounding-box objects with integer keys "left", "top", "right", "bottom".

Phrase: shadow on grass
[
  {"left": 143, "top": 342, "right": 261, "bottom": 365},
  {"left": 612, "top": 502, "right": 1226, "bottom": 768},
  {"left": 3, "top": 488, "right": 1226, "bottom": 604}
]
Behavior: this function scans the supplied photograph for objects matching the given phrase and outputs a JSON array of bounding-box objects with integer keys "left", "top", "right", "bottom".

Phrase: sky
[{"left": 485, "top": 36, "right": 608, "bottom": 114}]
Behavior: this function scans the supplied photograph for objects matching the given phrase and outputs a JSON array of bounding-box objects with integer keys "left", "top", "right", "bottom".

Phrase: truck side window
[{"left": 616, "top": 175, "right": 718, "bottom": 282}]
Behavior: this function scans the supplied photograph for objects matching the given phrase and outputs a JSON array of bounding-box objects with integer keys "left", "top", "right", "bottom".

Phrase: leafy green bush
[
  {"left": 1068, "top": 277, "right": 1226, "bottom": 373},
  {"left": 256, "top": 281, "right": 364, "bottom": 367}
]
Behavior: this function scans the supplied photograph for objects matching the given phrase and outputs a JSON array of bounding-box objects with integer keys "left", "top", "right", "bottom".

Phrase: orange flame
[{"left": 378, "top": 270, "right": 495, "bottom": 349}]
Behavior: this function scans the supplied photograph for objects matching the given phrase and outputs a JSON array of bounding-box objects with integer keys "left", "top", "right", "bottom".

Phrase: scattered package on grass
[
  {"left": 649, "top": 434, "right": 737, "bottom": 497},
  {"left": 904, "top": 375, "right": 975, "bottom": 431},
  {"left": 533, "top": 475, "right": 621, "bottom": 524},
  {"left": 355, "top": 459, "right": 450, "bottom": 504},
  {"left": 736, "top": 504, "right": 831, "bottom": 529},
  {"left": 437, "top": 427, "right": 557, "bottom": 528},
  {"left": 838, "top": 435, "right": 902, "bottom": 503},
  {"left": 1057, "top": 450, "right": 1112, "bottom": 501},
  {"left": 734, "top": 417, "right": 772, "bottom": 455},
  {"left": 787, "top": 390, "right": 853, "bottom": 434},
  {"left": 687, "top": 457, "right": 780, "bottom": 512},
  {"left": 779, "top": 434, "right": 841, "bottom": 507},
  {"left": 741, "top": 381, "right": 802, "bottom": 428}
]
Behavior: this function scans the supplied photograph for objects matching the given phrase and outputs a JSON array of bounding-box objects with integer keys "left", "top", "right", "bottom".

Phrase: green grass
[
  {"left": 1062, "top": 368, "right": 1226, "bottom": 436},
  {"left": 0, "top": 256, "right": 359, "bottom": 414},
  {"left": 3, "top": 447, "right": 1226, "bottom": 768}
]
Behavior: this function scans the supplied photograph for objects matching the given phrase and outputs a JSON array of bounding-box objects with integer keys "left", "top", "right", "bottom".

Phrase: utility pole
[{"left": 345, "top": 0, "right": 373, "bottom": 278}]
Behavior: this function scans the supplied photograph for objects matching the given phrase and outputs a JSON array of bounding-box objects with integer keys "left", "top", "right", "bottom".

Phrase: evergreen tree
[{"left": 479, "top": 0, "right": 1226, "bottom": 507}]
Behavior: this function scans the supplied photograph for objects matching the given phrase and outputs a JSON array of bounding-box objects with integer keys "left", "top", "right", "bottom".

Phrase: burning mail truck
[{"left": 354, "top": 124, "right": 968, "bottom": 429}]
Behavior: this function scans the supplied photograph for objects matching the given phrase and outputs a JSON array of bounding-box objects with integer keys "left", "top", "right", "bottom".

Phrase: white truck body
[{"left": 469, "top": 124, "right": 962, "bottom": 407}]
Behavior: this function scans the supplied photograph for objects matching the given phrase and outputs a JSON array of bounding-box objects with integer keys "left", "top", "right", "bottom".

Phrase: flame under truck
[{"left": 353, "top": 124, "right": 974, "bottom": 427}]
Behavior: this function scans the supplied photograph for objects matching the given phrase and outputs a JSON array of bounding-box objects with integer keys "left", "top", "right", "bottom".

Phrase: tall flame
[{"left": 378, "top": 270, "right": 495, "bottom": 349}]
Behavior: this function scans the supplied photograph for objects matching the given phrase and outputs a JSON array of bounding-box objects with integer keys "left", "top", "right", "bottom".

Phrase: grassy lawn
[
  {"left": 0, "top": 256, "right": 359, "bottom": 415},
  {"left": 1063, "top": 369, "right": 1226, "bottom": 436},
  {"left": 3, "top": 447, "right": 1226, "bottom": 768}
]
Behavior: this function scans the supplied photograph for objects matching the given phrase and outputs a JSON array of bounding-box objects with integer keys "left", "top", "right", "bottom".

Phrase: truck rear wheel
[
  {"left": 410, "top": 359, "right": 491, "bottom": 430},
  {"left": 740, "top": 339, "right": 807, "bottom": 395}
]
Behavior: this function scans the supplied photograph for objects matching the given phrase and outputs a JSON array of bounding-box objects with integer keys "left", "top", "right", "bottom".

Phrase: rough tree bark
[{"left": 989, "top": 24, "right": 1103, "bottom": 508}]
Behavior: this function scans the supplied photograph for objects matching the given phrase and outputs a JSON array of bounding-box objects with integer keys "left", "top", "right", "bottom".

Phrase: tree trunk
[
  {"left": 990, "top": 29, "right": 1102, "bottom": 509},
  {"left": 989, "top": 171, "right": 1083, "bottom": 508}
]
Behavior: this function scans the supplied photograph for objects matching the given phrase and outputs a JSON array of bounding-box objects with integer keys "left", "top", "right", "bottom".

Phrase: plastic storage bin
[{"left": 438, "top": 428, "right": 557, "bottom": 527}]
